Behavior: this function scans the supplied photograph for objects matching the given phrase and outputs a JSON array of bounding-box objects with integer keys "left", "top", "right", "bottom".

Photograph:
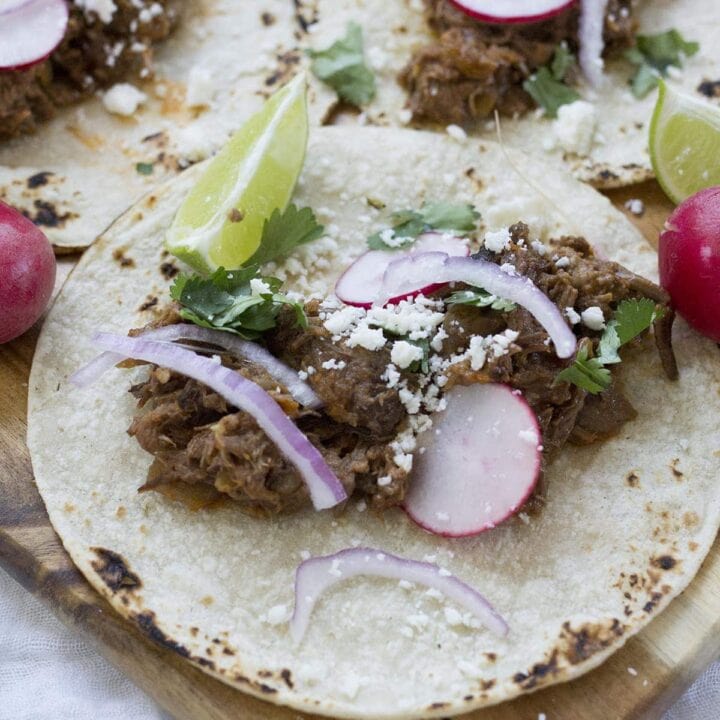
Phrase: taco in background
[
  {"left": 305, "top": 0, "right": 717, "bottom": 188},
  {"left": 0, "top": 1, "right": 330, "bottom": 251},
  {"left": 28, "top": 123, "right": 720, "bottom": 717}
]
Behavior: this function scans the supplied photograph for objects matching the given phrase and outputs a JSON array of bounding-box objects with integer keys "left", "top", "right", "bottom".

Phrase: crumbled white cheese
[
  {"left": 446, "top": 124, "right": 467, "bottom": 141},
  {"left": 102, "top": 83, "right": 147, "bottom": 116},
  {"left": 173, "top": 124, "right": 215, "bottom": 162},
  {"left": 627, "top": 667, "right": 638, "bottom": 677},
  {"left": 581, "top": 306, "right": 606, "bottom": 331},
  {"left": 398, "top": 109, "right": 412, "bottom": 124},
  {"left": 382, "top": 363, "right": 401, "bottom": 388},
  {"left": 265, "top": 604, "right": 289, "bottom": 625},
  {"left": 377, "top": 475, "right": 392, "bottom": 487},
  {"left": 321, "top": 358, "right": 347, "bottom": 371},
  {"left": 519, "top": 428, "right": 539, "bottom": 445},
  {"left": 484, "top": 227, "right": 511, "bottom": 253},
  {"left": 391, "top": 340, "right": 423, "bottom": 369},
  {"left": 443, "top": 607, "right": 463, "bottom": 626},
  {"left": 625, "top": 198, "right": 645, "bottom": 216},
  {"left": 553, "top": 100, "right": 597, "bottom": 156},
  {"left": 565, "top": 307, "right": 581, "bottom": 325},
  {"left": 186, "top": 66, "right": 216, "bottom": 107},
  {"left": 77, "top": 0, "right": 117, "bottom": 23},
  {"left": 250, "top": 278, "right": 272, "bottom": 296},
  {"left": 323, "top": 306, "right": 364, "bottom": 335},
  {"left": 347, "top": 326, "right": 386, "bottom": 351},
  {"left": 531, "top": 239, "right": 548, "bottom": 256},
  {"left": 555, "top": 256, "right": 570, "bottom": 269}
]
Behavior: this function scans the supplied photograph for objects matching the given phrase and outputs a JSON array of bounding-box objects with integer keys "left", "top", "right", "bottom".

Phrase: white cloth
[{"left": 0, "top": 568, "right": 716, "bottom": 719}]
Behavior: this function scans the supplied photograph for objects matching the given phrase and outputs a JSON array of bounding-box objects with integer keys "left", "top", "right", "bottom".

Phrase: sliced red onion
[
  {"left": 70, "top": 323, "right": 321, "bottom": 409},
  {"left": 449, "top": 0, "right": 575, "bottom": 24},
  {"left": 578, "top": 0, "right": 609, "bottom": 87},
  {"left": 290, "top": 547, "right": 509, "bottom": 643},
  {"left": 377, "top": 253, "right": 577, "bottom": 359},
  {"left": 89, "top": 333, "right": 347, "bottom": 511}
]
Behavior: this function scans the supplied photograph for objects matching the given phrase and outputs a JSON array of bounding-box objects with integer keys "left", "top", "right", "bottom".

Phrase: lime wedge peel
[
  {"left": 650, "top": 80, "right": 720, "bottom": 204},
  {"left": 166, "top": 73, "right": 308, "bottom": 273}
]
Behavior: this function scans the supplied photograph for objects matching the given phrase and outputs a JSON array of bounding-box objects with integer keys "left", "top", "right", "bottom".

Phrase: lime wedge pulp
[
  {"left": 166, "top": 73, "right": 308, "bottom": 272},
  {"left": 650, "top": 80, "right": 720, "bottom": 204}
]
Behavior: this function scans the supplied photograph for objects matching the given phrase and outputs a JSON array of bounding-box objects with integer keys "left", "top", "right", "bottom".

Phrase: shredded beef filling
[
  {"left": 399, "top": 0, "right": 636, "bottom": 125},
  {"left": 127, "top": 222, "right": 675, "bottom": 517},
  {"left": 0, "top": 1, "right": 179, "bottom": 140},
  {"left": 128, "top": 335, "right": 410, "bottom": 516}
]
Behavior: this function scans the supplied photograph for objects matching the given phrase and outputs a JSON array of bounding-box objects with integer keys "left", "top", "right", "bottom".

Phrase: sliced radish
[
  {"left": 0, "top": 0, "right": 69, "bottom": 71},
  {"left": 404, "top": 384, "right": 541, "bottom": 537},
  {"left": 335, "top": 232, "right": 469, "bottom": 308},
  {"left": 449, "top": 0, "right": 576, "bottom": 24}
]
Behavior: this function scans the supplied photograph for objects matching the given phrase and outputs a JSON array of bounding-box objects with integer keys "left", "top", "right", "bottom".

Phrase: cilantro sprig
[
  {"left": 368, "top": 202, "right": 480, "bottom": 250},
  {"left": 446, "top": 287, "right": 517, "bottom": 312},
  {"left": 244, "top": 204, "right": 324, "bottom": 267},
  {"left": 625, "top": 30, "right": 700, "bottom": 98},
  {"left": 170, "top": 265, "right": 306, "bottom": 340},
  {"left": 307, "top": 22, "right": 376, "bottom": 106},
  {"left": 523, "top": 44, "right": 580, "bottom": 118},
  {"left": 555, "top": 298, "right": 665, "bottom": 394}
]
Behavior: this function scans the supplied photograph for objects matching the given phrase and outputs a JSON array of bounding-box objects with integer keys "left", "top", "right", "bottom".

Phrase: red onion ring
[
  {"left": 87, "top": 332, "right": 347, "bottom": 511},
  {"left": 70, "top": 324, "right": 322, "bottom": 409},
  {"left": 578, "top": 0, "right": 609, "bottom": 87},
  {"left": 290, "top": 547, "right": 509, "bottom": 643},
  {"left": 377, "top": 252, "right": 577, "bottom": 359}
]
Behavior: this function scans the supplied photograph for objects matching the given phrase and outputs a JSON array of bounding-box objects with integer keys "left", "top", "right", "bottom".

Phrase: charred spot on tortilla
[
  {"left": 293, "top": 0, "right": 318, "bottom": 34},
  {"left": 697, "top": 79, "right": 720, "bottom": 98},
  {"left": 280, "top": 669, "right": 293, "bottom": 688},
  {"left": 159, "top": 261, "right": 180, "bottom": 280},
  {"left": 264, "top": 51, "right": 303, "bottom": 90},
  {"left": 670, "top": 458, "right": 684, "bottom": 479},
  {"left": 91, "top": 548, "right": 142, "bottom": 593},
  {"left": 135, "top": 610, "right": 192, "bottom": 658},
  {"left": 643, "top": 592, "right": 663, "bottom": 614},
  {"left": 261, "top": 12, "right": 277, "bottom": 27},
  {"left": 652, "top": 555, "right": 678, "bottom": 571},
  {"left": 112, "top": 248, "right": 136, "bottom": 269},
  {"left": 626, "top": 471, "right": 640, "bottom": 488},
  {"left": 139, "top": 296, "right": 159, "bottom": 312},
  {"left": 21, "top": 199, "right": 75, "bottom": 229},
  {"left": 26, "top": 172, "right": 54, "bottom": 189}
]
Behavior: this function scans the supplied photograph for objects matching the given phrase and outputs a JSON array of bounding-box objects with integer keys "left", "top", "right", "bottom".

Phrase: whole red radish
[
  {"left": 0, "top": 202, "right": 56, "bottom": 344},
  {"left": 659, "top": 187, "right": 720, "bottom": 342}
]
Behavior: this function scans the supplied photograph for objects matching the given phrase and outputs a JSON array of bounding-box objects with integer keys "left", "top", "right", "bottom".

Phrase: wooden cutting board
[{"left": 1, "top": 181, "right": 719, "bottom": 720}]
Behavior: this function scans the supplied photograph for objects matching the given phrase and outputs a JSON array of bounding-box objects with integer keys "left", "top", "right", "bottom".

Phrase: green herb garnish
[
  {"left": 523, "top": 44, "right": 580, "bottom": 118},
  {"left": 170, "top": 265, "right": 306, "bottom": 340},
  {"left": 625, "top": 30, "right": 700, "bottom": 98},
  {"left": 244, "top": 204, "right": 324, "bottom": 267},
  {"left": 367, "top": 202, "right": 480, "bottom": 250},
  {"left": 446, "top": 287, "right": 517, "bottom": 312},
  {"left": 556, "top": 298, "right": 665, "bottom": 394},
  {"left": 307, "top": 22, "right": 376, "bottom": 106},
  {"left": 136, "top": 162, "right": 154, "bottom": 175}
]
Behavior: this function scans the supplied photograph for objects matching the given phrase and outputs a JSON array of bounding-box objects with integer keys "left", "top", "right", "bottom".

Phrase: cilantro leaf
[
  {"left": 368, "top": 202, "right": 480, "bottom": 250},
  {"left": 136, "top": 162, "right": 154, "bottom": 175},
  {"left": 523, "top": 45, "right": 580, "bottom": 118},
  {"left": 557, "top": 299, "right": 666, "bottom": 393},
  {"left": 446, "top": 287, "right": 517, "bottom": 312},
  {"left": 625, "top": 30, "right": 700, "bottom": 98},
  {"left": 556, "top": 344, "right": 612, "bottom": 394},
  {"left": 244, "top": 205, "right": 324, "bottom": 267},
  {"left": 307, "top": 22, "right": 376, "bottom": 106},
  {"left": 170, "top": 266, "right": 306, "bottom": 340},
  {"left": 612, "top": 297, "right": 665, "bottom": 344}
]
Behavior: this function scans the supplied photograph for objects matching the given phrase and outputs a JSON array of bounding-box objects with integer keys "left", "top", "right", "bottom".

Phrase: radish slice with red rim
[
  {"left": 290, "top": 547, "right": 509, "bottom": 643},
  {"left": 0, "top": 0, "right": 69, "bottom": 71},
  {"left": 335, "top": 232, "right": 469, "bottom": 308},
  {"left": 449, "top": 0, "right": 576, "bottom": 24},
  {"left": 403, "top": 384, "right": 541, "bottom": 537},
  {"left": 87, "top": 332, "right": 347, "bottom": 510},
  {"left": 378, "top": 251, "right": 577, "bottom": 359}
]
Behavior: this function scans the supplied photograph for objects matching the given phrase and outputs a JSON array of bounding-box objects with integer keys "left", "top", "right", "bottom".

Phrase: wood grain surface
[{"left": 1, "top": 182, "right": 718, "bottom": 720}]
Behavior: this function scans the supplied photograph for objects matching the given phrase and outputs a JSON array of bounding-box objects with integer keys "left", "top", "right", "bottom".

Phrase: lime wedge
[
  {"left": 166, "top": 73, "right": 308, "bottom": 272},
  {"left": 650, "top": 80, "right": 720, "bottom": 204}
]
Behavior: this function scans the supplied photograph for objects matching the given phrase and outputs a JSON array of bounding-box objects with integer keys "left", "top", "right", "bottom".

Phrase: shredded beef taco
[
  {"left": 305, "top": 0, "right": 718, "bottom": 187},
  {"left": 28, "top": 125, "right": 720, "bottom": 718},
  {"left": 0, "top": 1, "right": 329, "bottom": 251}
]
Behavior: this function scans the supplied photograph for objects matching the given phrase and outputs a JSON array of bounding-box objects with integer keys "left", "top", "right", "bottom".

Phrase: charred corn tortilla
[
  {"left": 28, "top": 127, "right": 720, "bottom": 718},
  {"left": 306, "top": 0, "right": 720, "bottom": 188},
  {"left": 0, "top": 1, "right": 332, "bottom": 252}
]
